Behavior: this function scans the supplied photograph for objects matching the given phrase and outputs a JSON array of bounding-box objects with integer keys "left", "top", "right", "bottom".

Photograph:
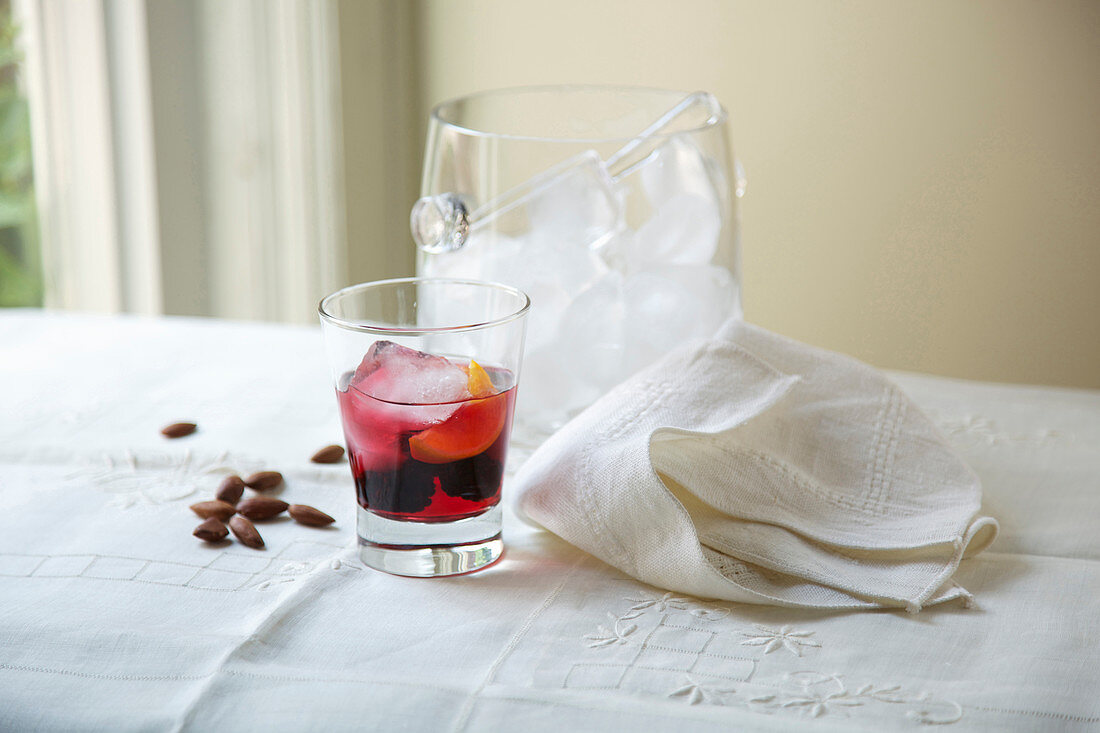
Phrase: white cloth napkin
[{"left": 515, "top": 321, "right": 999, "bottom": 612}]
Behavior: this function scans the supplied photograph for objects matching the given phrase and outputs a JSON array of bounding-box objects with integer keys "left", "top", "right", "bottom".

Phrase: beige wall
[
  {"left": 338, "top": 0, "right": 422, "bottom": 285},
  {"left": 402, "top": 0, "right": 1100, "bottom": 388}
]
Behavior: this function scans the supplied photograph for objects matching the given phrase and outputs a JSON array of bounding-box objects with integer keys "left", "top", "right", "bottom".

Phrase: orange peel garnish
[
  {"left": 466, "top": 359, "right": 496, "bottom": 398},
  {"left": 408, "top": 392, "right": 506, "bottom": 464}
]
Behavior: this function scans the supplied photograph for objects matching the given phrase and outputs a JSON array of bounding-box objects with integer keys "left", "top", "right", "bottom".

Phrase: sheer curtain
[{"left": 16, "top": 0, "right": 378, "bottom": 324}]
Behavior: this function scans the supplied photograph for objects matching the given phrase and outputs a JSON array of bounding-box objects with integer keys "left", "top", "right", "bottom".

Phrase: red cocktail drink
[{"left": 337, "top": 340, "right": 517, "bottom": 523}]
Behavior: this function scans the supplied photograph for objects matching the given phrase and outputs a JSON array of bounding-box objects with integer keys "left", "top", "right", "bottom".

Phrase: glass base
[
  {"left": 356, "top": 504, "right": 503, "bottom": 577},
  {"left": 358, "top": 536, "right": 503, "bottom": 577}
]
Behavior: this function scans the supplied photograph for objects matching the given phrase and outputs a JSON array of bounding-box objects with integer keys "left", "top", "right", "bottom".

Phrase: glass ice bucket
[{"left": 412, "top": 85, "right": 745, "bottom": 443}]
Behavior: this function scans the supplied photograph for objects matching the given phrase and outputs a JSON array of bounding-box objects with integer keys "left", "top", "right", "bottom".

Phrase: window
[
  {"left": 13, "top": 0, "right": 361, "bottom": 322},
  {"left": 10, "top": 0, "right": 422, "bottom": 320},
  {"left": 0, "top": 0, "right": 41, "bottom": 307}
]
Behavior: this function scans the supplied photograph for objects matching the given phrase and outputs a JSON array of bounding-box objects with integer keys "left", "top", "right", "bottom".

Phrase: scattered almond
[
  {"left": 189, "top": 500, "right": 237, "bottom": 521},
  {"left": 237, "top": 496, "right": 289, "bottom": 520},
  {"left": 244, "top": 471, "right": 283, "bottom": 491},
  {"left": 215, "top": 475, "right": 246, "bottom": 505},
  {"left": 228, "top": 515, "right": 265, "bottom": 549},
  {"left": 288, "top": 504, "right": 335, "bottom": 527},
  {"left": 193, "top": 518, "right": 228, "bottom": 542},
  {"left": 161, "top": 422, "right": 197, "bottom": 439},
  {"left": 310, "top": 445, "right": 345, "bottom": 464}
]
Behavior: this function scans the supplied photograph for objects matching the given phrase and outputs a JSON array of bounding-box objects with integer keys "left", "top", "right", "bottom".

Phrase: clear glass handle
[
  {"left": 409, "top": 193, "right": 469, "bottom": 254},
  {"left": 603, "top": 91, "right": 720, "bottom": 179},
  {"left": 411, "top": 151, "right": 611, "bottom": 253}
]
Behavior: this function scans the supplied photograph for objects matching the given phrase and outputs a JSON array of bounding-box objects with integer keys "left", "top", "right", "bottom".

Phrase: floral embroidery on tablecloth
[
  {"left": 68, "top": 449, "right": 256, "bottom": 508},
  {"left": 576, "top": 592, "right": 962, "bottom": 726},
  {"left": 929, "top": 411, "right": 1071, "bottom": 448},
  {"left": 583, "top": 613, "right": 639, "bottom": 647},
  {"left": 701, "top": 671, "right": 964, "bottom": 725},
  {"left": 668, "top": 676, "right": 737, "bottom": 705},
  {"left": 621, "top": 592, "right": 732, "bottom": 621},
  {"left": 252, "top": 555, "right": 362, "bottom": 592},
  {"left": 66, "top": 448, "right": 350, "bottom": 509},
  {"left": 739, "top": 624, "right": 821, "bottom": 656}
]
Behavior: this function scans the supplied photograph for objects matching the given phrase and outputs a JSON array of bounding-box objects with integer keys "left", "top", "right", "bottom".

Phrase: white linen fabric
[
  {"left": 2, "top": 311, "right": 1098, "bottom": 732},
  {"left": 516, "top": 321, "right": 998, "bottom": 612}
]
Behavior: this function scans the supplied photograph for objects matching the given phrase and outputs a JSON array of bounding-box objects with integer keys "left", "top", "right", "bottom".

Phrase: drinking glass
[
  {"left": 319, "top": 278, "right": 529, "bottom": 577},
  {"left": 412, "top": 85, "right": 745, "bottom": 444}
]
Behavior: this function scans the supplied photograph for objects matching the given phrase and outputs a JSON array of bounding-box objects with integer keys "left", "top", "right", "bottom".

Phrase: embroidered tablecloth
[{"left": 1, "top": 310, "right": 1097, "bottom": 731}]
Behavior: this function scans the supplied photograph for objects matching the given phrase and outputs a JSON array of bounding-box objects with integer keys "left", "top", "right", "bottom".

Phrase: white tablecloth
[{"left": 1, "top": 310, "right": 1098, "bottom": 732}]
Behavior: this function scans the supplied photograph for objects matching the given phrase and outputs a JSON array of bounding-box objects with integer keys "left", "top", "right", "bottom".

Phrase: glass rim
[
  {"left": 430, "top": 84, "right": 728, "bottom": 144},
  {"left": 318, "top": 277, "right": 531, "bottom": 336}
]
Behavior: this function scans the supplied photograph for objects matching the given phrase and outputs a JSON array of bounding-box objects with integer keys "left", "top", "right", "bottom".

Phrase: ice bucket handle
[{"left": 409, "top": 91, "right": 741, "bottom": 254}]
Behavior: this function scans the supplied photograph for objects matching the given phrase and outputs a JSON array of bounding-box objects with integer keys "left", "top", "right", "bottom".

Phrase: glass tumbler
[{"left": 319, "top": 278, "right": 529, "bottom": 577}]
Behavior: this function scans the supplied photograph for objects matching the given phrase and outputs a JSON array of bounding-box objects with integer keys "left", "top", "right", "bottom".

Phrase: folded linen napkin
[{"left": 514, "top": 320, "right": 998, "bottom": 612}]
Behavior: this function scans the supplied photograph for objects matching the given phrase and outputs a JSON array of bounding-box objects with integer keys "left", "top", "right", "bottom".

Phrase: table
[{"left": 1, "top": 310, "right": 1098, "bottom": 731}]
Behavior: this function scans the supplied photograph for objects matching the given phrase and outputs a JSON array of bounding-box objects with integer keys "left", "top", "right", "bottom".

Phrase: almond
[
  {"left": 310, "top": 445, "right": 345, "bottom": 464},
  {"left": 244, "top": 471, "right": 283, "bottom": 491},
  {"left": 288, "top": 504, "right": 335, "bottom": 527},
  {"left": 237, "top": 496, "right": 289, "bottom": 520},
  {"left": 228, "top": 515, "right": 265, "bottom": 549},
  {"left": 161, "top": 422, "right": 197, "bottom": 439},
  {"left": 193, "top": 518, "right": 228, "bottom": 542},
  {"left": 215, "top": 475, "right": 246, "bottom": 505},
  {"left": 189, "top": 500, "right": 237, "bottom": 521}
]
